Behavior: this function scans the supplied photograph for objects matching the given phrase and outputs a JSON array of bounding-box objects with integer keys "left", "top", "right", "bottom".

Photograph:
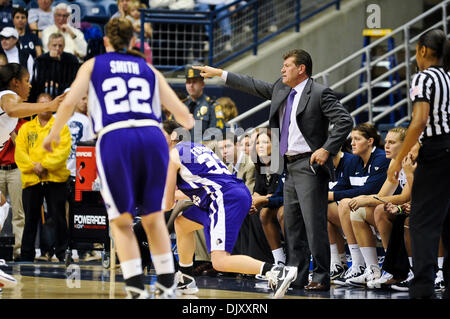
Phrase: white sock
[
  {"left": 272, "top": 247, "right": 286, "bottom": 265},
  {"left": 348, "top": 244, "right": 365, "bottom": 267},
  {"left": 408, "top": 257, "right": 413, "bottom": 268},
  {"left": 330, "top": 244, "right": 340, "bottom": 265},
  {"left": 360, "top": 246, "right": 378, "bottom": 267},
  {"left": 152, "top": 252, "right": 175, "bottom": 275},
  {"left": 438, "top": 257, "right": 444, "bottom": 269},
  {"left": 121, "top": 258, "right": 143, "bottom": 280}
]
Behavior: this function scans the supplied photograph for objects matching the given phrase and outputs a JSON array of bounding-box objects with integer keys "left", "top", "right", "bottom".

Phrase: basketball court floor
[{"left": 0, "top": 260, "right": 445, "bottom": 300}]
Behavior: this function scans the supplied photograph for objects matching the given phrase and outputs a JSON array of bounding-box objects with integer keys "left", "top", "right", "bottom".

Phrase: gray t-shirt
[{"left": 28, "top": 8, "right": 54, "bottom": 31}]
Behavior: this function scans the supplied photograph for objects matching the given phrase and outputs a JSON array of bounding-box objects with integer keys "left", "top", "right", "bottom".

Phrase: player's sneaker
[
  {"left": 434, "top": 269, "right": 445, "bottom": 292},
  {"left": 175, "top": 271, "right": 199, "bottom": 295},
  {"left": 124, "top": 286, "right": 150, "bottom": 299},
  {"left": 367, "top": 270, "right": 395, "bottom": 289},
  {"left": 391, "top": 270, "right": 414, "bottom": 292},
  {"left": 330, "top": 262, "right": 348, "bottom": 283},
  {"left": 266, "top": 265, "right": 297, "bottom": 299},
  {"left": 346, "top": 264, "right": 381, "bottom": 287},
  {"left": 333, "top": 264, "right": 365, "bottom": 286},
  {"left": 155, "top": 282, "right": 178, "bottom": 299},
  {"left": 0, "top": 259, "right": 17, "bottom": 289},
  {"left": 0, "top": 202, "right": 10, "bottom": 230}
]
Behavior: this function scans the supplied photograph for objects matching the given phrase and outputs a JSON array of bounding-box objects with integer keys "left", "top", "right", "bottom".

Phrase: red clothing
[{"left": 0, "top": 119, "right": 27, "bottom": 165}]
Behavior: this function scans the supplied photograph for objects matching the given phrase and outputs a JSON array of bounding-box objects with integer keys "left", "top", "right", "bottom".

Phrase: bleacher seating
[
  {"left": 12, "top": 0, "right": 26, "bottom": 8},
  {"left": 26, "top": 0, "right": 39, "bottom": 9}
]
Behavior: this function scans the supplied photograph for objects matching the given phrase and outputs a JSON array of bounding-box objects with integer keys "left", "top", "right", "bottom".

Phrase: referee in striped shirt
[{"left": 388, "top": 28, "right": 450, "bottom": 299}]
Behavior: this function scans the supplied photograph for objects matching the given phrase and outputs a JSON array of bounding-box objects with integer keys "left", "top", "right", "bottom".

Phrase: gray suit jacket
[{"left": 226, "top": 72, "right": 353, "bottom": 181}]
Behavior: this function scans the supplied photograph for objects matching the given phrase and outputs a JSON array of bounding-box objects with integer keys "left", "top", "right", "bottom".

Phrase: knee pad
[{"left": 350, "top": 207, "right": 367, "bottom": 222}]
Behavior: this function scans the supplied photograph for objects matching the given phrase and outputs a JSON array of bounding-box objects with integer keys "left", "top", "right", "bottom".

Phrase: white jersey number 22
[{"left": 102, "top": 77, "right": 152, "bottom": 115}]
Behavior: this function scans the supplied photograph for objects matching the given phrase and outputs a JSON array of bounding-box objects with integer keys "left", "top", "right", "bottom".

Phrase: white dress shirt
[{"left": 280, "top": 80, "right": 311, "bottom": 155}]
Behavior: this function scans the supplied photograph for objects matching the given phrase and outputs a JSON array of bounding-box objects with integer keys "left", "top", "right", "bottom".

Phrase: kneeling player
[{"left": 163, "top": 120, "right": 297, "bottom": 299}]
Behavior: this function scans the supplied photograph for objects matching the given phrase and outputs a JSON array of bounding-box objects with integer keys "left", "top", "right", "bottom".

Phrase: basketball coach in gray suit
[{"left": 193, "top": 49, "right": 353, "bottom": 291}]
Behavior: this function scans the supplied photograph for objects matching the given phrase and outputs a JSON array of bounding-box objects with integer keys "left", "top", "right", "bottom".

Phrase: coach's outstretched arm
[{"left": 192, "top": 65, "right": 223, "bottom": 79}]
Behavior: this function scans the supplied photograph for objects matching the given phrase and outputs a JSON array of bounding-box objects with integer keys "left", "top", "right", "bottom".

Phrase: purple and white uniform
[
  {"left": 176, "top": 142, "right": 252, "bottom": 253},
  {"left": 88, "top": 52, "right": 168, "bottom": 220}
]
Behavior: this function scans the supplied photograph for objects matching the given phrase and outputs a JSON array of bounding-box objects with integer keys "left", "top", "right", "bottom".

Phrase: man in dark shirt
[{"left": 30, "top": 32, "right": 80, "bottom": 102}]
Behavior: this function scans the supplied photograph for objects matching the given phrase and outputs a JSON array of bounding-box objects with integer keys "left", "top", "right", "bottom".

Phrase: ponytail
[
  {"left": 0, "top": 63, "right": 27, "bottom": 91},
  {"left": 105, "top": 17, "right": 146, "bottom": 59}
]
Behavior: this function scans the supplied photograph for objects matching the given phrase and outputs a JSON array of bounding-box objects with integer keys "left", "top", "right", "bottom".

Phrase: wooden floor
[{"left": 1, "top": 260, "right": 444, "bottom": 300}]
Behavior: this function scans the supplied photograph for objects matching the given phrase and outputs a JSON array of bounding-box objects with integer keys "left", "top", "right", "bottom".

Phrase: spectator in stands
[
  {"left": 30, "top": 32, "right": 80, "bottom": 101},
  {"left": 216, "top": 96, "right": 238, "bottom": 132},
  {"left": 0, "top": 0, "right": 14, "bottom": 30},
  {"left": 0, "top": 27, "right": 34, "bottom": 79},
  {"left": 41, "top": 3, "right": 87, "bottom": 62},
  {"left": 111, "top": 0, "right": 132, "bottom": 19},
  {"left": 15, "top": 96, "right": 71, "bottom": 262},
  {"left": 184, "top": 65, "right": 225, "bottom": 142},
  {"left": 328, "top": 123, "right": 390, "bottom": 286},
  {"left": 28, "top": 0, "right": 54, "bottom": 36},
  {"left": 0, "top": 119, "right": 26, "bottom": 260},
  {"left": 127, "top": 0, "right": 153, "bottom": 64},
  {"left": 12, "top": 6, "right": 43, "bottom": 58}
]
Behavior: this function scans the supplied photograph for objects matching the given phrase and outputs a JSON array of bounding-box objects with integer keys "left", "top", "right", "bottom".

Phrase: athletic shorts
[
  {"left": 181, "top": 184, "right": 252, "bottom": 253},
  {"left": 96, "top": 126, "right": 169, "bottom": 220}
]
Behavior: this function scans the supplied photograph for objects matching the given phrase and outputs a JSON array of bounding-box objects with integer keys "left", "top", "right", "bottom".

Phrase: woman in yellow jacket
[{"left": 15, "top": 96, "right": 71, "bottom": 262}]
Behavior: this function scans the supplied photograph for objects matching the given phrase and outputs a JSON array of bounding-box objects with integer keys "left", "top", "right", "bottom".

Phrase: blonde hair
[
  {"left": 388, "top": 126, "right": 407, "bottom": 142},
  {"left": 216, "top": 96, "right": 238, "bottom": 122},
  {"left": 105, "top": 17, "right": 145, "bottom": 59}
]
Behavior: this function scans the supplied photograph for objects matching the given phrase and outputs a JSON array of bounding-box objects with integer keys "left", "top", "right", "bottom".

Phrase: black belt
[
  {"left": 285, "top": 152, "right": 312, "bottom": 163},
  {"left": 0, "top": 163, "right": 17, "bottom": 170}
]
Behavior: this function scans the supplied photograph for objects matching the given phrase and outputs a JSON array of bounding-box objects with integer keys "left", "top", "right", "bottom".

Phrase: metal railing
[
  {"left": 140, "top": 0, "right": 341, "bottom": 73},
  {"left": 227, "top": 0, "right": 450, "bottom": 131}
]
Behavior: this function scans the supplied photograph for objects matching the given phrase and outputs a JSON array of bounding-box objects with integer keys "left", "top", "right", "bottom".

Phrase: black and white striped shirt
[{"left": 410, "top": 66, "right": 450, "bottom": 139}]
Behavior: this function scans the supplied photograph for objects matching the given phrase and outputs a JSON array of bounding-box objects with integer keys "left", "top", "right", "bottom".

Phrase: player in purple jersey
[
  {"left": 163, "top": 120, "right": 298, "bottom": 299},
  {"left": 43, "top": 18, "right": 194, "bottom": 299}
]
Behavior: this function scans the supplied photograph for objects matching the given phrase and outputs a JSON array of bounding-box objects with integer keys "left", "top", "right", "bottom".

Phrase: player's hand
[
  {"left": 48, "top": 91, "right": 68, "bottom": 112},
  {"left": 348, "top": 195, "right": 367, "bottom": 211},
  {"left": 43, "top": 132, "right": 60, "bottom": 153},
  {"left": 310, "top": 148, "right": 329, "bottom": 166},
  {"left": 192, "top": 65, "right": 223, "bottom": 79}
]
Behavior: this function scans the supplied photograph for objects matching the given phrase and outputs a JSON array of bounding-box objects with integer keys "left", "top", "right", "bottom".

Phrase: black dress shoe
[{"left": 304, "top": 282, "right": 330, "bottom": 291}]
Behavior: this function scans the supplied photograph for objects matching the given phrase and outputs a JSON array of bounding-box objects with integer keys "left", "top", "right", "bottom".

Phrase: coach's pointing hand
[{"left": 192, "top": 65, "right": 223, "bottom": 79}]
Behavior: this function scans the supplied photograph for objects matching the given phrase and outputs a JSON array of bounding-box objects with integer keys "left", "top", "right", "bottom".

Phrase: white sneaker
[
  {"left": 124, "top": 286, "right": 150, "bottom": 299},
  {"left": 0, "top": 259, "right": 17, "bottom": 289},
  {"left": 175, "top": 271, "right": 199, "bottom": 295},
  {"left": 346, "top": 264, "right": 381, "bottom": 287},
  {"left": 0, "top": 202, "right": 10, "bottom": 230},
  {"left": 434, "top": 269, "right": 445, "bottom": 291},
  {"left": 155, "top": 282, "right": 178, "bottom": 299},
  {"left": 333, "top": 264, "right": 365, "bottom": 286},
  {"left": 266, "top": 265, "right": 297, "bottom": 299},
  {"left": 367, "top": 270, "right": 393, "bottom": 289},
  {"left": 330, "top": 262, "right": 348, "bottom": 282}
]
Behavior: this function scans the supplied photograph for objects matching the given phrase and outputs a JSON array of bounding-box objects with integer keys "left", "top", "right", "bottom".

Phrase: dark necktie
[{"left": 279, "top": 89, "right": 297, "bottom": 156}]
